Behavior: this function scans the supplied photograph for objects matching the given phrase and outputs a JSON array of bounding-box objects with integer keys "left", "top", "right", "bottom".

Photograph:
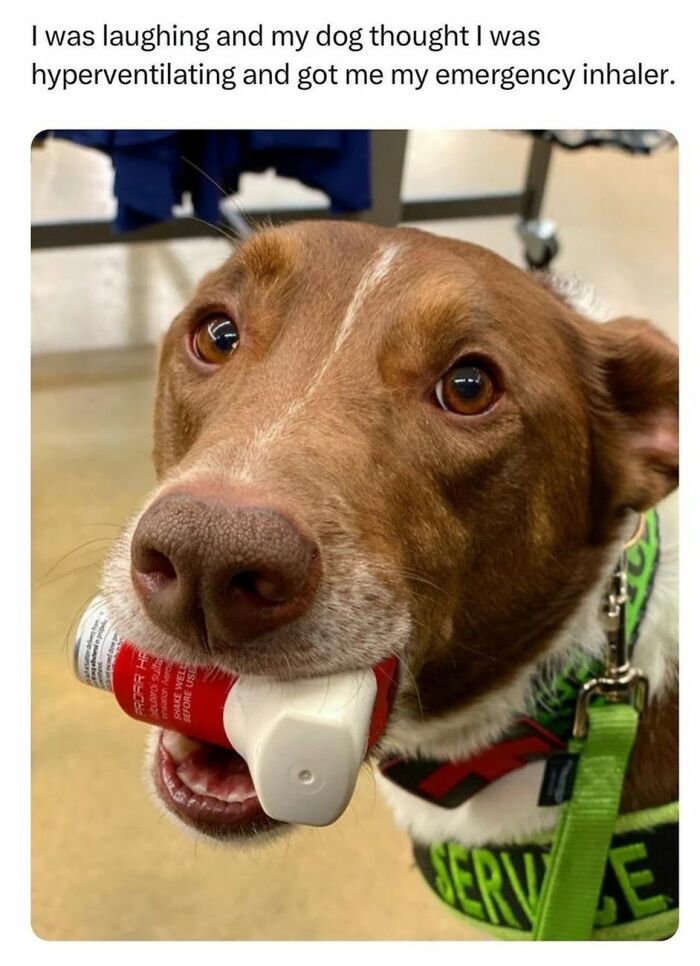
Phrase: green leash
[
  {"left": 533, "top": 525, "right": 649, "bottom": 940},
  {"left": 532, "top": 704, "right": 640, "bottom": 939}
]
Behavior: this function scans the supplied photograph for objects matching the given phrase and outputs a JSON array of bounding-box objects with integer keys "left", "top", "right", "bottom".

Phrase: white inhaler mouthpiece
[
  {"left": 74, "top": 596, "right": 396, "bottom": 827},
  {"left": 225, "top": 672, "right": 376, "bottom": 826}
]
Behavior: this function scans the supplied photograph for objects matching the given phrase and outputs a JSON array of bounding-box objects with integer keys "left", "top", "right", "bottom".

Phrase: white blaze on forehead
[
  {"left": 303, "top": 241, "right": 402, "bottom": 397},
  {"left": 330, "top": 242, "right": 402, "bottom": 357},
  {"left": 233, "top": 242, "right": 403, "bottom": 483}
]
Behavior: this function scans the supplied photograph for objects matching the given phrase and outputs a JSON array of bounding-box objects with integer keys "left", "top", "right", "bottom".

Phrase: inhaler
[{"left": 74, "top": 596, "right": 397, "bottom": 826}]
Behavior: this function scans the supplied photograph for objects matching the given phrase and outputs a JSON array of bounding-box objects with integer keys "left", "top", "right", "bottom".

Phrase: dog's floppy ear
[{"left": 593, "top": 316, "right": 678, "bottom": 514}]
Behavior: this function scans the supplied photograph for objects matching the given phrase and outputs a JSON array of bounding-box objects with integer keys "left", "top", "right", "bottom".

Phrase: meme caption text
[{"left": 32, "top": 22, "right": 675, "bottom": 94}]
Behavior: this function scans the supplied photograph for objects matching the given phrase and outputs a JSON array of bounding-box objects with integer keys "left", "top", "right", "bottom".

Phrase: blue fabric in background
[{"left": 51, "top": 130, "right": 372, "bottom": 230}]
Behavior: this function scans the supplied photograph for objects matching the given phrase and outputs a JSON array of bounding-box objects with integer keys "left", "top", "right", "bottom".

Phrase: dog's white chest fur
[{"left": 377, "top": 492, "right": 678, "bottom": 848}]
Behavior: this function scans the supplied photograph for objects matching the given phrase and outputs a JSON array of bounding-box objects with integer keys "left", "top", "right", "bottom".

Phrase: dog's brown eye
[
  {"left": 191, "top": 316, "right": 240, "bottom": 365},
  {"left": 435, "top": 362, "right": 496, "bottom": 416}
]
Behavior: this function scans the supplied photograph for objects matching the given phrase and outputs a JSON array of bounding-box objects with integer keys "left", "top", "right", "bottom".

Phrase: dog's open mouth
[
  {"left": 75, "top": 595, "right": 400, "bottom": 838},
  {"left": 152, "top": 729, "right": 277, "bottom": 837}
]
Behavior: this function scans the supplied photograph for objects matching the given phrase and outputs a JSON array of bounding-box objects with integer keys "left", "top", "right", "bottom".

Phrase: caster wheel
[{"left": 517, "top": 219, "right": 560, "bottom": 269}]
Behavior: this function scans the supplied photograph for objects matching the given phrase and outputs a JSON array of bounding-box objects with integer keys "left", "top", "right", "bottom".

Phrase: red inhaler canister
[
  {"left": 74, "top": 599, "right": 238, "bottom": 748},
  {"left": 74, "top": 596, "right": 397, "bottom": 826}
]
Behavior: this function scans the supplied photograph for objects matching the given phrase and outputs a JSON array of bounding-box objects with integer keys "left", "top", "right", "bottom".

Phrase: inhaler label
[
  {"left": 74, "top": 597, "right": 121, "bottom": 690},
  {"left": 111, "top": 644, "right": 234, "bottom": 748}
]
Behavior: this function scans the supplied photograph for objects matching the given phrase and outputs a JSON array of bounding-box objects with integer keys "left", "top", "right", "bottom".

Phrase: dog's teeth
[
  {"left": 223, "top": 792, "right": 257, "bottom": 804},
  {"left": 218, "top": 789, "right": 258, "bottom": 804},
  {"left": 162, "top": 730, "right": 201, "bottom": 763},
  {"left": 178, "top": 774, "right": 213, "bottom": 797},
  {"left": 176, "top": 769, "right": 257, "bottom": 804}
]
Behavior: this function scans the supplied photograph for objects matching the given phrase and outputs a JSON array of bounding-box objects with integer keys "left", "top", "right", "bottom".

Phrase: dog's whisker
[
  {"left": 59, "top": 590, "right": 106, "bottom": 657},
  {"left": 179, "top": 155, "right": 256, "bottom": 241},
  {"left": 390, "top": 650, "right": 425, "bottom": 721},
  {"left": 35, "top": 556, "right": 105, "bottom": 592},
  {"left": 364, "top": 760, "right": 379, "bottom": 813},
  {"left": 447, "top": 636, "right": 510, "bottom": 666},
  {"left": 180, "top": 155, "right": 229, "bottom": 199},
  {"left": 179, "top": 212, "right": 239, "bottom": 245},
  {"left": 179, "top": 154, "right": 259, "bottom": 237},
  {"left": 36, "top": 536, "right": 113, "bottom": 584}
]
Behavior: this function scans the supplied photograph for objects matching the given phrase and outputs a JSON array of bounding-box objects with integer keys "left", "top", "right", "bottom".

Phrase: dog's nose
[{"left": 130, "top": 491, "right": 320, "bottom": 645}]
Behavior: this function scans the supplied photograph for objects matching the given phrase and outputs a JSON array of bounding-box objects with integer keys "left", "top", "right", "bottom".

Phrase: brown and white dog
[{"left": 101, "top": 220, "right": 678, "bottom": 858}]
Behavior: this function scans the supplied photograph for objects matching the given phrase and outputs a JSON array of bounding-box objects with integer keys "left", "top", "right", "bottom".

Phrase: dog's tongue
[{"left": 162, "top": 730, "right": 257, "bottom": 803}]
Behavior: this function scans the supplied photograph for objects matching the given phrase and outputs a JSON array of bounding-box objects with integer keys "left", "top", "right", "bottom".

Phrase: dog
[{"left": 101, "top": 220, "right": 678, "bottom": 936}]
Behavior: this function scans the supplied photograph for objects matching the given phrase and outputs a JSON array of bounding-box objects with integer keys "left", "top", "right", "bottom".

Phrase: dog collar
[
  {"left": 413, "top": 801, "right": 678, "bottom": 940},
  {"left": 380, "top": 509, "right": 660, "bottom": 809}
]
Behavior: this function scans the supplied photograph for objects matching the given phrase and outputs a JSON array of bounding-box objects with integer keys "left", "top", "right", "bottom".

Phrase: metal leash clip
[{"left": 573, "top": 545, "right": 649, "bottom": 739}]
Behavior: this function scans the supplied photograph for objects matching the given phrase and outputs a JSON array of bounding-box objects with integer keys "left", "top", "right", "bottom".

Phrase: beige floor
[{"left": 32, "top": 133, "right": 678, "bottom": 941}]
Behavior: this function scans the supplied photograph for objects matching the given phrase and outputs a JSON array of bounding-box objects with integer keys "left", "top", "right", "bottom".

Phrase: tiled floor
[{"left": 31, "top": 131, "right": 677, "bottom": 940}]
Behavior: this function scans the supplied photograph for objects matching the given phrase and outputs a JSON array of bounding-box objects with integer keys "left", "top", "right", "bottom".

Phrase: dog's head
[{"left": 102, "top": 222, "right": 678, "bottom": 840}]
